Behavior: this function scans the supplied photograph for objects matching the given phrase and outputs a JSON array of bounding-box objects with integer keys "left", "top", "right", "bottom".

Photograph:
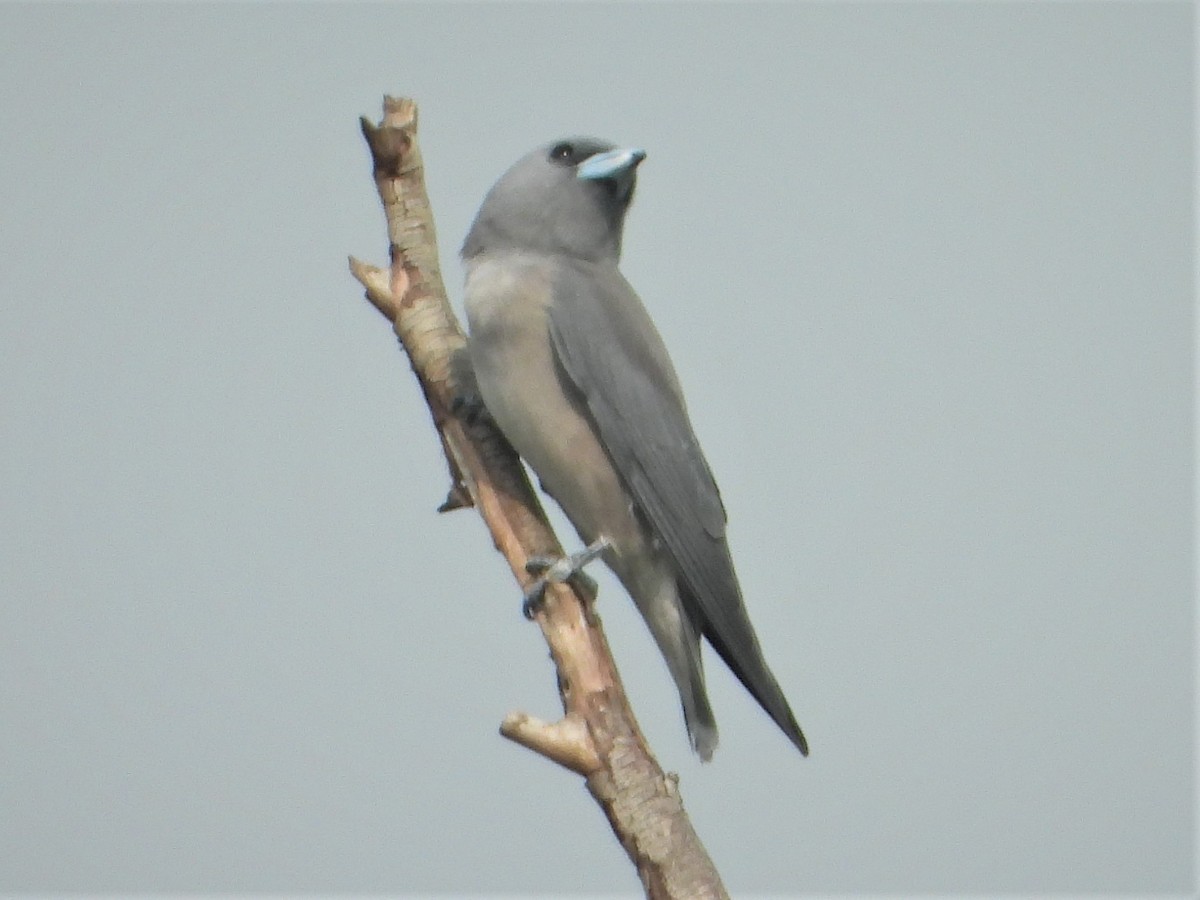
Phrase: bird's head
[{"left": 462, "top": 137, "right": 646, "bottom": 262}]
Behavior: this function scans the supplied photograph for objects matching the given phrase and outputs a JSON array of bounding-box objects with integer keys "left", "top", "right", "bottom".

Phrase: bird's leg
[{"left": 522, "top": 537, "right": 612, "bottom": 619}]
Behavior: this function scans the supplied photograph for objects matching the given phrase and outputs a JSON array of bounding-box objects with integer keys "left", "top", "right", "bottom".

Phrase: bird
[{"left": 461, "top": 137, "right": 807, "bottom": 760}]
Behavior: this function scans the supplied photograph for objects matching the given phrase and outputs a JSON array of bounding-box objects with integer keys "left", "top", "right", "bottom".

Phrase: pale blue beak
[{"left": 576, "top": 147, "right": 647, "bottom": 181}]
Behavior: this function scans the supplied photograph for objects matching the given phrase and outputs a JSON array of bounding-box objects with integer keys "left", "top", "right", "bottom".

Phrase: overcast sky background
[{"left": 0, "top": 2, "right": 1193, "bottom": 897}]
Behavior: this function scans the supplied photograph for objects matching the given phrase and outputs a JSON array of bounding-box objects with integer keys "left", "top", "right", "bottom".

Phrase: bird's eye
[{"left": 549, "top": 142, "right": 575, "bottom": 163}]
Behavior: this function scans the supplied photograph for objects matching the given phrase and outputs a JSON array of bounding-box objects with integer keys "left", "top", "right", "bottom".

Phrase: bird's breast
[{"left": 463, "top": 254, "right": 653, "bottom": 568}]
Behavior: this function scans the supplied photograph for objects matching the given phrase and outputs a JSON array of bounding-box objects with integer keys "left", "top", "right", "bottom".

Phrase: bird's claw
[
  {"left": 522, "top": 568, "right": 599, "bottom": 619},
  {"left": 521, "top": 538, "right": 611, "bottom": 619},
  {"left": 521, "top": 581, "right": 549, "bottom": 620},
  {"left": 450, "top": 391, "right": 491, "bottom": 427}
]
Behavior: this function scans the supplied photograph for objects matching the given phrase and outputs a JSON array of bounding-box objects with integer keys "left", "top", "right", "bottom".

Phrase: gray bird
[{"left": 462, "top": 137, "right": 807, "bottom": 760}]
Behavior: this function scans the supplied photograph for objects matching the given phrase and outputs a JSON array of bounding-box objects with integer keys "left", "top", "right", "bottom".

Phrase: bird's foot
[
  {"left": 449, "top": 391, "right": 492, "bottom": 427},
  {"left": 522, "top": 537, "right": 611, "bottom": 619}
]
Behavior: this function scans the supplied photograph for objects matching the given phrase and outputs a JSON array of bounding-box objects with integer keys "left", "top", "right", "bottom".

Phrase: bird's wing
[{"left": 547, "top": 260, "right": 806, "bottom": 753}]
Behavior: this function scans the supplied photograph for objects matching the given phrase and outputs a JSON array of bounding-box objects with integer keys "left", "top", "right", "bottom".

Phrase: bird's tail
[
  {"left": 700, "top": 603, "right": 809, "bottom": 757},
  {"left": 680, "top": 673, "right": 719, "bottom": 762},
  {"left": 636, "top": 580, "right": 721, "bottom": 761}
]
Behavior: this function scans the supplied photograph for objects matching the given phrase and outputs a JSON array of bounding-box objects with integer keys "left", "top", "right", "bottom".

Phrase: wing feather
[{"left": 546, "top": 260, "right": 805, "bottom": 752}]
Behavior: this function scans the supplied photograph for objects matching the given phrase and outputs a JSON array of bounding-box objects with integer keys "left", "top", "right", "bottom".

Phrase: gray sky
[{"left": 0, "top": 2, "right": 1193, "bottom": 896}]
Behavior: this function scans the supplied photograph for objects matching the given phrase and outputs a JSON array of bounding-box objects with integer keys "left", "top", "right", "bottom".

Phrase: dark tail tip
[{"left": 780, "top": 711, "right": 809, "bottom": 757}]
